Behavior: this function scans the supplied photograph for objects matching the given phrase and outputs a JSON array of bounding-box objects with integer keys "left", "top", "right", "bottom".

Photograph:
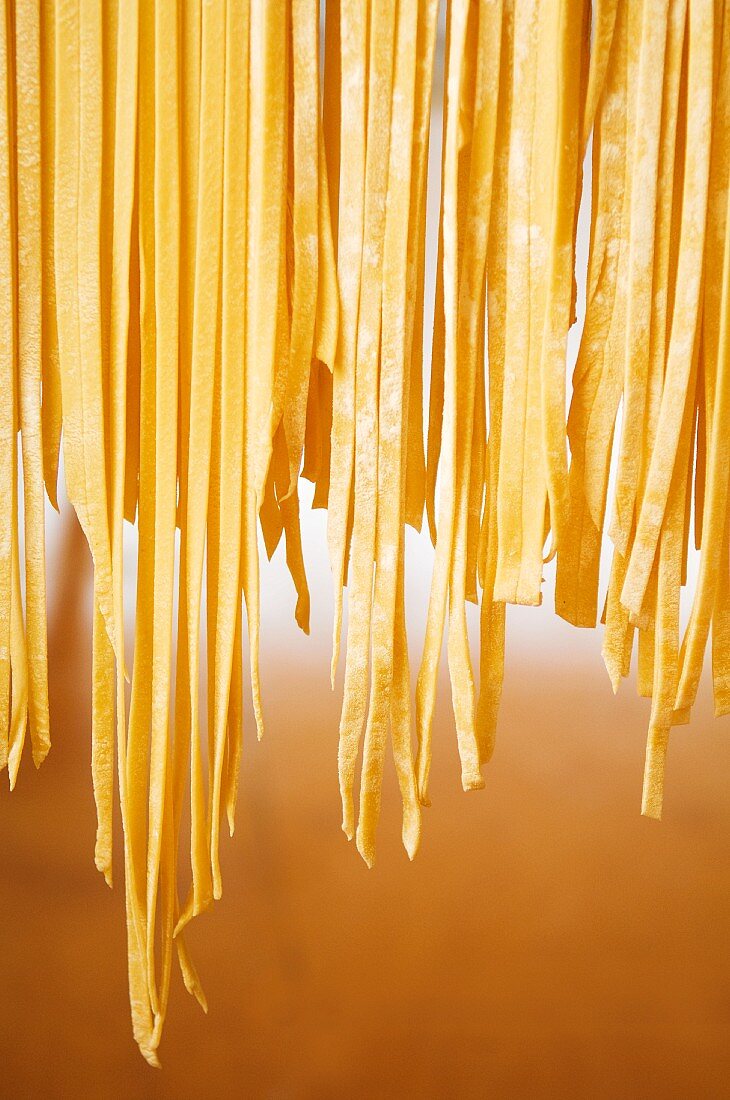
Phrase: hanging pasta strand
[
  {"left": 0, "top": 1, "right": 37, "bottom": 788},
  {"left": 355, "top": 0, "right": 420, "bottom": 866},
  {"left": 475, "top": 0, "right": 513, "bottom": 764},
  {"left": 39, "top": 0, "right": 61, "bottom": 508},
  {"left": 171, "top": 0, "right": 200, "bottom": 973},
  {"left": 14, "top": 0, "right": 50, "bottom": 770},
  {"left": 142, "top": 0, "right": 181, "bottom": 1046},
  {"left": 403, "top": 0, "right": 440, "bottom": 533},
  {"left": 424, "top": 9, "right": 449, "bottom": 549},
  {"left": 538, "top": 0, "right": 589, "bottom": 561},
  {"left": 79, "top": 0, "right": 121, "bottom": 901},
  {"left": 282, "top": 0, "right": 319, "bottom": 495},
  {"left": 556, "top": 0, "right": 629, "bottom": 629},
  {"left": 493, "top": 0, "right": 545, "bottom": 606},
  {"left": 179, "top": 0, "right": 226, "bottom": 933},
  {"left": 0, "top": 0, "right": 14, "bottom": 771},
  {"left": 105, "top": 0, "right": 164, "bottom": 1065},
  {"left": 608, "top": 0, "right": 671, "bottom": 561},
  {"left": 123, "top": 0, "right": 160, "bottom": 1058},
  {"left": 5, "top": 3, "right": 27, "bottom": 783},
  {"left": 72, "top": 0, "right": 117, "bottom": 664},
  {"left": 88, "top": 0, "right": 120, "bottom": 891},
  {"left": 169, "top": 0, "right": 211, "bottom": 1017},
  {"left": 444, "top": 0, "right": 502, "bottom": 795},
  {"left": 685, "top": 7, "right": 730, "bottom": 718},
  {"left": 336, "top": 0, "right": 396, "bottom": 843},
  {"left": 416, "top": 0, "right": 472, "bottom": 806},
  {"left": 301, "top": 0, "right": 340, "bottom": 510},
  {"left": 240, "top": 0, "right": 287, "bottom": 751},
  {"left": 421, "top": 0, "right": 496, "bottom": 791},
  {"left": 326, "top": 0, "right": 365, "bottom": 693},
  {"left": 207, "top": 0, "right": 248, "bottom": 898},
  {"left": 582, "top": 0, "right": 619, "bottom": 147}
]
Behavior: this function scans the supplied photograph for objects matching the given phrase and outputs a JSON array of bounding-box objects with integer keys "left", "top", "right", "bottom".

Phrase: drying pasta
[{"left": 0, "top": 0, "right": 728, "bottom": 1066}]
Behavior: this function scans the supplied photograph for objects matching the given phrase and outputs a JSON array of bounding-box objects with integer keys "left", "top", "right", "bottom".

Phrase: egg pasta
[{"left": 0, "top": 0, "right": 727, "bottom": 1064}]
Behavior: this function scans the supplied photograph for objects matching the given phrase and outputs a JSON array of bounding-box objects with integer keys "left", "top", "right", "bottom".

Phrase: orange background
[{"left": 1, "top": 513, "right": 730, "bottom": 1097}]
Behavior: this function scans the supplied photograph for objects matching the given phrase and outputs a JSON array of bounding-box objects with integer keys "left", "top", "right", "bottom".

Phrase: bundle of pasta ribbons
[
  {"left": 557, "top": 0, "right": 725, "bottom": 818},
  {"left": 23, "top": 0, "right": 335, "bottom": 1065},
  {"left": 3, "top": 0, "right": 730, "bottom": 1069},
  {"left": 319, "top": 0, "right": 438, "bottom": 866},
  {"left": 418, "top": 0, "right": 590, "bottom": 804}
]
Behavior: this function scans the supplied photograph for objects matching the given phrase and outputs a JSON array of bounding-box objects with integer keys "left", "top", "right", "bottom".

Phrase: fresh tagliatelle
[{"left": 0, "top": 0, "right": 728, "bottom": 1065}]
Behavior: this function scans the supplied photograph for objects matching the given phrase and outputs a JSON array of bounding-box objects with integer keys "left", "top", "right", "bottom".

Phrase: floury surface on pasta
[{"left": 0, "top": 0, "right": 728, "bottom": 1064}]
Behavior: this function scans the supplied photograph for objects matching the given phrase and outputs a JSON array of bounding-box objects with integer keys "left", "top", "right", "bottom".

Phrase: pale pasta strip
[
  {"left": 327, "top": 0, "right": 366, "bottom": 685},
  {"left": 0, "top": 0, "right": 13, "bottom": 767},
  {"left": 337, "top": 0, "right": 396, "bottom": 841},
  {"left": 14, "top": 0, "right": 50, "bottom": 769},
  {"left": 356, "top": 0, "right": 419, "bottom": 866}
]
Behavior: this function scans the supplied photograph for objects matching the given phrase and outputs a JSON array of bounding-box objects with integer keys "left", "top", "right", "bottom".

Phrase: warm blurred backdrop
[{"left": 1, "top": 502, "right": 730, "bottom": 1098}]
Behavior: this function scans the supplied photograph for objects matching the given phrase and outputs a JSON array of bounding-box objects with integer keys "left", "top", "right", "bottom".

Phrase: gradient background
[{"left": 2, "top": 17, "right": 730, "bottom": 1099}]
